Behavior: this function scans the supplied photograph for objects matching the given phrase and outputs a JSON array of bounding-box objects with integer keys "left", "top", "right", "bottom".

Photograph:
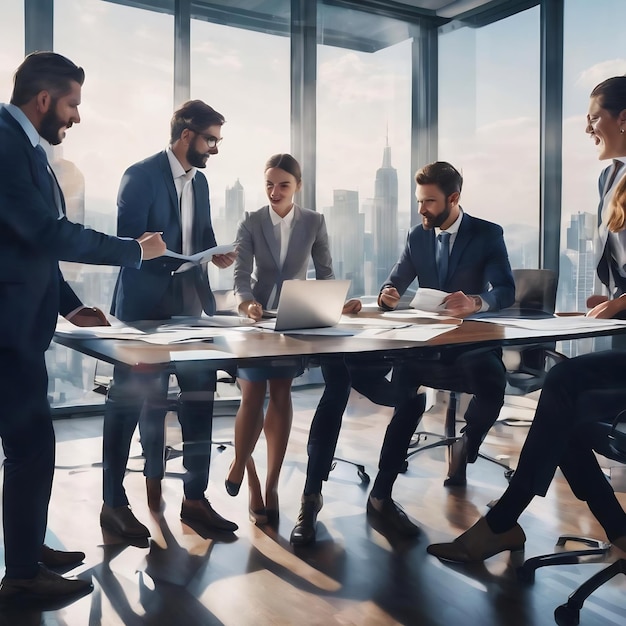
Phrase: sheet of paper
[
  {"left": 55, "top": 318, "right": 146, "bottom": 339},
  {"left": 478, "top": 316, "right": 626, "bottom": 331},
  {"left": 356, "top": 324, "right": 459, "bottom": 342},
  {"left": 166, "top": 242, "right": 237, "bottom": 273},
  {"left": 409, "top": 288, "right": 448, "bottom": 312},
  {"left": 382, "top": 309, "right": 460, "bottom": 322}
]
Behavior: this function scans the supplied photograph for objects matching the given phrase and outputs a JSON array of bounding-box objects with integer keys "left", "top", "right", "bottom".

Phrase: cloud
[{"left": 577, "top": 59, "right": 626, "bottom": 89}]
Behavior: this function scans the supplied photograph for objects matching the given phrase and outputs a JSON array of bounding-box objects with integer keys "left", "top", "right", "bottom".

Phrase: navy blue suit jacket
[
  {"left": 0, "top": 105, "right": 141, "bottom": 353},
  {"left": 383, "top": 211, "right": 515, "bottom": 311},
  {"left": 110, "top": 151, "right": 217, "bottom": 321}
]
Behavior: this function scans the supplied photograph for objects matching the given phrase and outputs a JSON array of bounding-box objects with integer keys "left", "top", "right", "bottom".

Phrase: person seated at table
[
  {"left": 101, "top": 100, "right": 237, "bottom": 539},
  {"left": 583, "top": 76, "right": 626, "bottom": 344},
  {"left": 290, "top": 160, "right": 515, "bottom": 544},
  {"left": 426, "top": 351, "right": 626, "bottom": 562},
  {"left": 224, "top": 153, "right": 360, "bottom": 525}
]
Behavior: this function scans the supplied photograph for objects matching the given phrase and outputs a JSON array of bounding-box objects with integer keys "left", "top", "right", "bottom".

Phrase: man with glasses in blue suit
[{"left": 101, "top": 100, "right": 238, "bottom": 539}]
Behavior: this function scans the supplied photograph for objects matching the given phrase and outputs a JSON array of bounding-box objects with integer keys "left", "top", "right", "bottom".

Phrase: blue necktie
[
  {"left": 34, "top": 144, "right": 64, "bottom": 216},
  {"left": 437, "top": 231, "right": 451, "bottom": 288}
]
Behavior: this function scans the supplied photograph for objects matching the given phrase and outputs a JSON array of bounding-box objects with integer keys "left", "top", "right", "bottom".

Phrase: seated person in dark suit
[
  {"left": 291, "top": 161, "right": 515, "bottom": 544},
  {"left": 427, "top": 351, "right": 626, "bottom": 562}
]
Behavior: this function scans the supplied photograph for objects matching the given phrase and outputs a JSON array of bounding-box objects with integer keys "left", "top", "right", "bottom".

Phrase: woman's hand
[
  {"left": 239, "top": 300, "right": 263, "bottom": 321},
  {"left": 342, "top": 298, "right": 362, "bottom": 315},
  {"left": 586, "top": 294, "right": 626, "bottom": 319},
  {"left": 586, "top": 294, "right": 608, "bottom": 309}
]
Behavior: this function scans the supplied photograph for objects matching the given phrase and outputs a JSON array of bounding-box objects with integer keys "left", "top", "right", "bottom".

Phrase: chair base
[
  {"left": 330, "top": 457, "right": 370, "bottom": 484},
  {"left": 516, "top": 535, "right": 610, "bottom": 584},
  {"left": 554, "top": 558, "right": 626, "bottom": 625}
]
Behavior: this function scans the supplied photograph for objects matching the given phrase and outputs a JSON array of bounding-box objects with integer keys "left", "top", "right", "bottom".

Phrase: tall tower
[
  {"left": 372, "top": 135, "right": 398, "bottom": 288},
  {"left": 324, "top": 190, "right": 364, "bottom": 296}
]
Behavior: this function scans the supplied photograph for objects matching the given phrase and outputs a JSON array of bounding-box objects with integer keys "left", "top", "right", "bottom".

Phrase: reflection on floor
[{"left": 1, "top": 386, "right": 625, "bottom": 625}]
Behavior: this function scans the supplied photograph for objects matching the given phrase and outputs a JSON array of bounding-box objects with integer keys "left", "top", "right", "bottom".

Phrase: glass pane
[
  {"left": 0, "top": 1, "right": 24, "bottom": 90},
  {"left": 191, "top": 5, "right": 291, "bottom": 292},
  {"left": 317, "top": 5, "right": 412, "bottom": 297},
  {"left": 438, "top": 7, "right": 541, "bottom": 271},
  {"left": 560, "top": 0, "right": 626, "bottom": 314},
  {"left": 50, "top": 0, "right": 174, "bottom": 410}
]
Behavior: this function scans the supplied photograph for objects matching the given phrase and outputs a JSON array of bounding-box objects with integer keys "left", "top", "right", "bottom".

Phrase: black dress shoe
[
  {"left": 366, "top": 496, "right": 421, "bottom": 537},
  {"left": 181, "top": 498, "right": 238, "bottom": 532},
  {"left": 0, "top": 565, "right": 93, "bottom": 606},
  {"left": 100, "top": 504, "right": 150, "bottom": 538},
  {"left": 444, "top": 436, "right": 468, "bottom": 487},
  {"left": 41, "top": 545, "right": 85, "bottom": 569},
  {"left": 290, "top": 494, "right": 323, "bottom": 546}
]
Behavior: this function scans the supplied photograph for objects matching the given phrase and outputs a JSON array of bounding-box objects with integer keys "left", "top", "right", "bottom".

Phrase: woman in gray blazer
[{"left": 225, "top": 153, "right": 359, "bottom": 524}]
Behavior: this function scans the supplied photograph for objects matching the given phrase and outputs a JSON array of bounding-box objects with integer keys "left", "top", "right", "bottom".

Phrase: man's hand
[
  {"left": 137, "top": 232, "right": 166, "bottom": 260},
  {"left": 379, "top": 286, "right": 401, "bottom": 310},
  {"left": 342, "top": 298, "right": 362, "bottom": 315},
  {"left": 441, "top": 291, "right": 480, "bottom": 318},
  {"left": 587, "top": 294, "right": 626, "bottom": 319},
  {"left": 66, "top": 306, "right": 110, "bottom": 327},
  {"left": 212, "top": 250, "right": 237, "bottom": 269},
  {"left": 239, "top": 300, "right": 263, "bottom": 321}
]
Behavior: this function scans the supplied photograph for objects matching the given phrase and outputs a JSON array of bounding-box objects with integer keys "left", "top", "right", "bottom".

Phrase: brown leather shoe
[
  {"left": 100, "top": 504, "right": 150, "bottom": 538},
  {"left": 146, "top": 478, "right": 163, "bottom": 512},
  {"left": 0, "top": 565, "right": 92, "bottom": 606},
  {"left": 180, "top": 498, "right": 238, "bottom": 532},
  {"left": 427, "top": 517, "right": 526, "bottom": 562},
  {"left": 41, "top": 545, "right": 85, "bottom": 569},
  {"left": 367, "top": 496, "right": 421, "bottom": 537}
]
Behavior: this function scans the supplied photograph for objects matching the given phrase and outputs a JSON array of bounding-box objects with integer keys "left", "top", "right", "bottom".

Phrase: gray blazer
[{"left": 234, "top": 204, "right": 334, "bottom": 308}]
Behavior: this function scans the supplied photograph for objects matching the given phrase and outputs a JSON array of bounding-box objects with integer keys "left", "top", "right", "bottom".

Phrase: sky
[{"left": 2, "top": 0, "right": 626, "bottom": 244}]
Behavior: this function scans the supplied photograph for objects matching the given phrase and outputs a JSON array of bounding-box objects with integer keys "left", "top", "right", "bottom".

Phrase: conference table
[
  {"left": 53, "top": 308, "right": 626, "bottom": 373},
  {"left": 54, "top": 309, "right": 626, "bottom": 481}
]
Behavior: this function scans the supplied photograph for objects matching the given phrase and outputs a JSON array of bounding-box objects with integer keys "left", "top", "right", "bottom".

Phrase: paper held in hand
[
  {"left": 409, "top": 288, "right": 449, "bottom": 312},
  {"left": 165, "top": 242, "right": 236, "bottom": 273}
]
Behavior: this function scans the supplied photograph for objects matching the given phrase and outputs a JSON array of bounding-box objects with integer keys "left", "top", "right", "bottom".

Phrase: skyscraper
[
  {"left": 323, "top": 189, "right": 364, "bottom": 296},
  {"left": 372, "top": 137, "right": 398, "bottom": 287}
]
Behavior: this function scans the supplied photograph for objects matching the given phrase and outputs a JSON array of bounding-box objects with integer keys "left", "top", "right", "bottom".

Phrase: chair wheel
[
  {"left": 400, "top": 460, "right": 408, "bottom": 474},
  {"left": 554, "top": 603, "right": 580, "bottom": 626}
]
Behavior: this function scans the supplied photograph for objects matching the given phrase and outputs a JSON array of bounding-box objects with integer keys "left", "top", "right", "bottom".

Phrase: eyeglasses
[{"left": 190, "top": 129, "right": 222, "bottom": 148}]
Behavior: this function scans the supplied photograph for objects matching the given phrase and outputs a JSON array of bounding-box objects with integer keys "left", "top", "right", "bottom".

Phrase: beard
[
  {"left": 422, "top": 200, "right": 452, "bottom": 230},
  {"left": 186, "top": 142, "right": 208, "bottom": 169},
  {"left": 39, "top": 100, "right": 67, "bottom": 146}
]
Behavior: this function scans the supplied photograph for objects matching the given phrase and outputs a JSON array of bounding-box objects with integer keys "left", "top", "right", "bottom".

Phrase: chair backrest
[{"left": 510, "top": 269, "right": 558, "bottom": 315}]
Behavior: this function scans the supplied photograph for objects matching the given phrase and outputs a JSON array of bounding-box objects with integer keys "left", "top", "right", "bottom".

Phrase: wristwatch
[{"left": 471, "top": 295, "right": 482, "bottom": 312}]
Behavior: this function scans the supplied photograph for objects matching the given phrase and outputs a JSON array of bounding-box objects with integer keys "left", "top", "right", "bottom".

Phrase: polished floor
[{"left": 1, "top": 386, "right": 626, "bottom": 625}]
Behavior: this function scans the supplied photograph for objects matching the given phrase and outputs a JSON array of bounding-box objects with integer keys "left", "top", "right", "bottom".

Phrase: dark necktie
[
  {"left": 34, "top": 144, "right": 63, "bottom": 216},
  {"left": 437, "top": 231, "right": 451, "bottom": 288}
]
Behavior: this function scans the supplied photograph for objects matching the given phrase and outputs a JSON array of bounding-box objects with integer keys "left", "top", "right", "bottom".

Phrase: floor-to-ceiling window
[
  {"left": 560, "top": 0, "right": 626, "bottom": 314},
  {"left": 190, "top": 3, "right": 290, "bottom": 292},
  {"left": 48, "top": 0, "right": 174, "bottom": 409},
  {"left": 316, "top": 4, "right": 412, "bottom": 297},
  {"left": 0, "top": 1, "right": 24, "bottom": 92},
  {"left": 438, "top": 6, "right": 541, "bottom": 271}
]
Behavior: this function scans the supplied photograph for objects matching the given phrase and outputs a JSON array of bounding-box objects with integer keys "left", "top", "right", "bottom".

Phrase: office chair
[
  {"left": 515, "top": 408, "right": 626, "bottom": 625},
  {"left": 501, "top": 269, "right": 566, "bottom": 423},
  {"left": 405, "top": 269, "right": 562, "bottom": 484}
]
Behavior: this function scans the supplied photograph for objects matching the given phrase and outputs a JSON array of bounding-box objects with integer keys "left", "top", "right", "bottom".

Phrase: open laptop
[{"left": 265, "top": 279, "right": 351, "bottom": 331}]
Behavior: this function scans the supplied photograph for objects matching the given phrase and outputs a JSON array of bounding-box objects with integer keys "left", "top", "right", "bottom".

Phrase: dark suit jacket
[
  {"left": 382, "top": 211, "right": 515, "bottom": 311},
  {"left": 0, "top": 105, "right": 141, "bottom": 353},
  {"left": 110, "top": 151, "right": 217, "bottom": 321},
  {"left": 596, "top": 164, "right": 626, "bottom": 295}
]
